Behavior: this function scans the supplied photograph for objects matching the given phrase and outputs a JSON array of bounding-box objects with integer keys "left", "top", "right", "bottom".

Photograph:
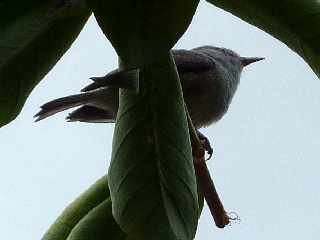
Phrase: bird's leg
[
  {"left": 196, "top": 130, "right": 213, "bottom": 160},
  {"left": 185, "top": 106, "right": 230, "bottom": 228}
]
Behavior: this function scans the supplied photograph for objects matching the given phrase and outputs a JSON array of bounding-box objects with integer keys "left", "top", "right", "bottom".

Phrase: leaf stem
[{"left": 185, "top": 106, "right": 230, "bottom": 228}]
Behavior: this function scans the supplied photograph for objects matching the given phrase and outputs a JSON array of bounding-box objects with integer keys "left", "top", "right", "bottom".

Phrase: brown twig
[{"left": 185, "top": 106, "right": 230, "bottom": 228}]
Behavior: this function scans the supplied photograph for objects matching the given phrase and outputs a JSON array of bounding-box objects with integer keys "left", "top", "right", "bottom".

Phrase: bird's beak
[{"left": 240, "top": 57, "right": 265, "bottom": 67}]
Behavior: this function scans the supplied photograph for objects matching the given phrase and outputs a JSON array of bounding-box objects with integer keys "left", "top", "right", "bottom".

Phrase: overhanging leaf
[
  {"left": 89, "top": 0, "right": 199, "bottom": 66},
  {"left": 196, "top": 177, "right": 204, "bottom": 218},
  {"left": 89, "top": 1, "right": 200, "bottom": 239},
  {"left": 42, "top": 176, "right": 109, "bottom": 240},
  {"left": 108, "top": 53, "right": 199, "bottom": 240},
  {"left": 206, "top": 0, "right": 320, "bottom": 78},
  {"left": 0, "top": 0, "right": 91, "bottom": 127}
]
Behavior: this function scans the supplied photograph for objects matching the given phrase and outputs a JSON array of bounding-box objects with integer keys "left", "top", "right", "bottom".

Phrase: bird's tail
[{"left": 34, "top": 93, "right": 92, "bottom": 122}]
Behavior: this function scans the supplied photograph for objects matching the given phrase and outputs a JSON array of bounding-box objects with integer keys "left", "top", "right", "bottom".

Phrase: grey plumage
[{"left": 34, "top": 46, "right": 264, "bottom": 128}]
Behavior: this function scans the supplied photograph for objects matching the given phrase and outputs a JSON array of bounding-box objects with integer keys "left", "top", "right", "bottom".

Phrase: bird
[{"left": 34, "top": 46, "right": 264, "bottom": 149}]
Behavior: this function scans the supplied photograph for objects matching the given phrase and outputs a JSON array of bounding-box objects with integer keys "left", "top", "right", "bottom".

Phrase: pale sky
[{"left": 1, "top": 1, "right": 320, "bottom": 239}]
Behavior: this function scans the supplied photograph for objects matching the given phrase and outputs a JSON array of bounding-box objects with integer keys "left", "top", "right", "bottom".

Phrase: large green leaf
[
  {"left": 89, "top": 0, "right": 199, "bottom": 66},
  {"left": 67, "top": 198, "right": 126, "bottom": 240},
  {"left": 0, "top": 0, "right": 91, "bottom": 127},
  {"left": 42, "top": 176, "right": 109, "bottom": 240},
  {"left": 207, "top": 0, "right": 320, "bottom": 78},
  {"left": 108, "top": 53, "right": 199, "bottom": 240},
  {"left": 89, "top": 1, "right": 200, "bottom": 239}
]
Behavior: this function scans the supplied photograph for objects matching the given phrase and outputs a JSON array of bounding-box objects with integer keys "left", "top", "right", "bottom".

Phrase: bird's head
[
  {"left": 193, "top": 46, "right": 264, "bottom": 98},
  {"left": 195, "top": 46, "right": 264, "bottom": 72},
  {"left": 191, "top": 46, "right": 264, "bottom": 113}
]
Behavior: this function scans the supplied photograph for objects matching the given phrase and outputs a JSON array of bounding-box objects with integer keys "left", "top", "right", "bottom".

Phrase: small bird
[{"left": 35, "top": 46, "right": 263, "bottom": 141}]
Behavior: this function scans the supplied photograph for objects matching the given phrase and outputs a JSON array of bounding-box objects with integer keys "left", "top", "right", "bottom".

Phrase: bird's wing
[
  {"left": 82, "top": 51, "right": 214, "bottom": 91},
  {"left": 81, "top": 69, "right": 119, "bottom": 92},
  {"left": 81, "top": 68, "right": 139, "bottom": 92},
  {"left": 81, "top": 81, "right": 106, "bottom": 92},
  {"left": 66, "top": 105, "right": 115, "bottom": 123},
  {"left": 172, "top": 49, "right": 216, "bottom": 75}
]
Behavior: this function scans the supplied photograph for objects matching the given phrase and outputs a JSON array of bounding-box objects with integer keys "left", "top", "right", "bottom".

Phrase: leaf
[
  {"left": 196, "top": 177, "right": 204, "bottom": 218},
  {"left": 42, "top": 175, "right": 109, "bottom": 240},
  {"left": 206, "top": 0, "right": 320, "bottom": 79},
  {"left": 0, "top": 0, "right": 91, "bottom": 127},
  {"left": 89, "top": 0, "right": 199, "bottom": 66},
  {"left": 67, "top": 198, "right": 126, "bottom": 240},
  {"left": 88, "top": 1, "right": 201, "bottom": 239},
  {"left": 108, "top": 53, "right": 199, "bottom": 240}
]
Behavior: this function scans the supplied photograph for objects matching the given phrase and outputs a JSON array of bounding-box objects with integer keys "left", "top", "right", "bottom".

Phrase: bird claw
[{"left": 197, "top": 131, "right": 213, "bottom": 160}]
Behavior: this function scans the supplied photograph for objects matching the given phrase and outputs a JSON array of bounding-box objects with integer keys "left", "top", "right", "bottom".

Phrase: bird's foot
[{"left": 196, "top": 130, "right": 213, "bottom": 160}]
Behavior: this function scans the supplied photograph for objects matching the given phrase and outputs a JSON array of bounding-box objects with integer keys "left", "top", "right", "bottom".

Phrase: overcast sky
[{"left": 1, "top": 1, "right": 320, "bottom": 239}]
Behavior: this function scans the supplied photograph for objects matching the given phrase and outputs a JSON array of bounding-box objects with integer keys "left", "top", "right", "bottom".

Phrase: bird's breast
[{"left": 183, "top": 73, "right": 229, "bottom": 129}]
